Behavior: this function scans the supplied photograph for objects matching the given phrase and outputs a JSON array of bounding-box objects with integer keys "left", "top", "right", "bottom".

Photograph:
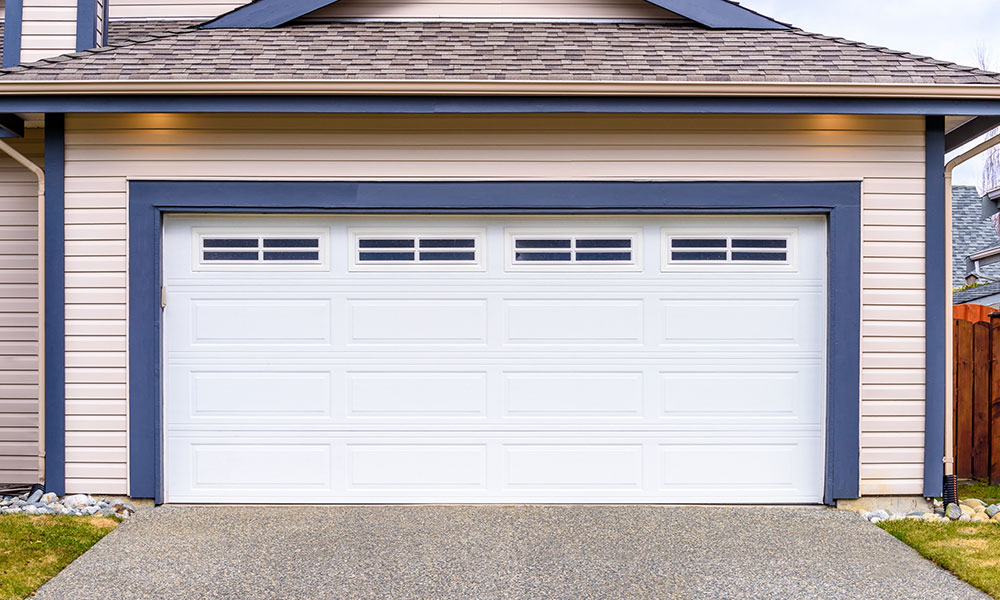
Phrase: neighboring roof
[
  {"left": 3, "top": 21, "right": 1000, "bottom": 83},
  {"left": 952, "top": 185, "right": 1000, "bottom": 286},
  {"left": 205, "top": 0, "right": 787, "bottom": 30},
  {"left": 954, "top": 281, "right": 1000, "bottom": 304},
  {"left": 107, "top": 20, "right": 199, "bottom": 46}
]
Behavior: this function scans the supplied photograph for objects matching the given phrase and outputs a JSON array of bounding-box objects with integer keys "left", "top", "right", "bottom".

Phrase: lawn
[
  {"left": 880, "top": 520, "right": 1000, "bottom": 598},
  {"left": 956, "top": 480, "right": 1000, "bottom": 504},
  {"left": 0, "top": 515, "right": 119, "bottom": 600}
]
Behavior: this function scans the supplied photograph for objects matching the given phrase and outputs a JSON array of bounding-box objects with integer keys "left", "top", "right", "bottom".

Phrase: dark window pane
[
  {"left": 732, "top": 239, "right": 787, "bottom": 249},
  {"left": 204, "top": 238, "right": 258, "bottom": 248},
  {"left": 359, "top": 251, "right": 415, "bottom": 261},
  {"left": 577, "top": 252, "right": 631, "bottom": 261},
  {"left": 516, "top": 252, "right": 572, "bottom": 262},
  {"left": 671, "top": 239, "right": 727, "bottom": 249},
  {"left": 515, "top": 239, "right": 571, "bottom": 249},
  {"left": 203, "top": 251, "right": 258, "bottom": 261},
  {"left": 359, "top": 239, "right": 414, "bottom": 248},
  {"left": 732, "top": 252, "right": 787, "bottom": 262},
  {"left": 420, "top": 239, "right": 475, "bottom": 248},
  {"left": 576, "top": 239, "right": 631, "bottom": 249},
  {"left": 419, "top": 251, "right": 476, "bottom": 261},
  {"left": 263, "top": 238, "right": 319, "bottom": 248},
  {"left": 671, "top": 251, "right": 727, "bottom": 261},
  {"left": 263, "top": 251, "right": 320, "bottom": 261}
]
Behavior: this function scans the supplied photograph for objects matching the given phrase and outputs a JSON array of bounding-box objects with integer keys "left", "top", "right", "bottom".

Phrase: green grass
[
  {"left": 0, "top": 515, "right": 119, "bottom": 600},
  {"left": 880, "top": 520, "right": 1000, "bottom": 599},
  {"left": 957, "top": 480, "right": 1000, "bottom": 504}
]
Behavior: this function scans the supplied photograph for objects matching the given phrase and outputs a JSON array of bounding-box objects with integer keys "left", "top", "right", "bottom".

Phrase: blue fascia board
[
  {"left": 0, "top": 95, "right": 999, "bottom": 115},
  {"left": 127, "top": 179, "right": 861, "bottom": 503},
  {"left": 945, "top": 116, "right": 1000, "bottom": 153},
  {"left": 203, "top": 0, "right": 339, "bottom": 28},
  {"left": 3, "top": 0, "right": 23, "bottom": 68},
  {"left": 76, "top": 0, "right": 98, "bottom": 51},
  {"left": 645, "top": 0, "right": 786, "bottom": 29},
  {"left": 924, "top": 116, "right": 946, "bottom": 498},
  {"left": 201, "top": 0, "right": 785, "bottom": 30},
  {"left": 0, "top": 114, "right": 25, "bottom": 138},
  {"left": 44, "top": 114, "right": 65, "bottom": 496}
]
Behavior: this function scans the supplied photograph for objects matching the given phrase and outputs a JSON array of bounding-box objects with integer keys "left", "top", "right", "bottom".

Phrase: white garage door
[{"left": 163, "top": 215, "right": 827, "bottom": 504}]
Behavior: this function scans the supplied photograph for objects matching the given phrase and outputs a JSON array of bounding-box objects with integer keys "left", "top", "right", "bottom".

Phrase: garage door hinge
[{"left": 160, "top": 285, "right": 167, "bottom": 309}]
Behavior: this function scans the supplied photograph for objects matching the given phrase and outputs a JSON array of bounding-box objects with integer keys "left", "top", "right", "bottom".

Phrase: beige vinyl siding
[
  {"left": 0, "top": 128, "right": 41, "bottom": 486},
  {"left": 20, "top": 0, "right": 77, "bottom": 64},
  {"left": 62, "top": 113, "right": 926, "bottom": 497},
  {"left": 305, "top": 0, "right": 682, "bottom": 21},
  {"left": 109, "top": 0, "right": 245, "bottom": 20}
]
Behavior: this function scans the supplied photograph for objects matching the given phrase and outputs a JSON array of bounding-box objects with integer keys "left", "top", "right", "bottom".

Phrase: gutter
[
  {"left": 0, "top": 80, "right": 998, "bottom": 98},
  {"left": 0, "top": 138, "right": 44, "bottom": 487},
  {"left": 944, "top": 134, "right": 1000, "bottom": 486}
]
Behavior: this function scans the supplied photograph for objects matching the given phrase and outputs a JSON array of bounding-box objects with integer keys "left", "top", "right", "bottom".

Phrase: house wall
[
  {"left": 0, "top": 127, "right": 41, "bottom": 486},
  {"left": 107, "top": 0, "right": 682, "bottom": 21},
  {"left": 20, "top": 0, "right": 78, "bottom": 64},
  {"left": 61, "top": 113, "right": 927, "bottom": 497}
]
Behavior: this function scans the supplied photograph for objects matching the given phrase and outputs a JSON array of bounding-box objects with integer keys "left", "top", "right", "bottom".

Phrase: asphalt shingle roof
[
  {"left": 954, "top": 281, "right": 1000, "bottom": 304},
  {"left": 6, "top": 21, "right": 1000, "bottom": 83},
  {"left": 952, "top": 185, "right": 1000, "bottom": 287}
]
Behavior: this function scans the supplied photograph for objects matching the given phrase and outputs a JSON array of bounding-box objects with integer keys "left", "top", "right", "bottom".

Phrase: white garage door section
[{"left": 162, "top": 215, "right": 827, "bottom": 504}]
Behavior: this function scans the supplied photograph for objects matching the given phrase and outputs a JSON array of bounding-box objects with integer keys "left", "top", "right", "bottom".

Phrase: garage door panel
[
  {"left": 347, "top": 298, "right": 488, "bottom": 345},
  {"left": 504, "top": 299, "right": 645, "bottom": 345},
  {"left": 166, "top": 366, "right": 335, "bottom": 423},
  {"left": 502, "top": 371, "right": 644, "bottom": 418},
  {"left": 164, "top": 215, "right": 827, "bottom": 504},
  {"left": 346, "top": 371, "right": 488, "bottom": 417}
]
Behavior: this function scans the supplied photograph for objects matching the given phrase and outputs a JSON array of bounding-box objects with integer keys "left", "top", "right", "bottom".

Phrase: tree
[{"left": 977, "top": 44, "right": 1000, "bottom": 194}]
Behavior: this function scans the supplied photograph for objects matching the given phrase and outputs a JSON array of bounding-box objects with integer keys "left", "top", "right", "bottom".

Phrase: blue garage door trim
[{"left": 126, "top": 180, "right": 862, "bottom": 504}]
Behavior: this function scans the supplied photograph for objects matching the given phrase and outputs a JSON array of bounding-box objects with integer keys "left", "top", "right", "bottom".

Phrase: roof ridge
[
  {"left": 0, "top": 23, "right": 202, "bottom": 76},
  {"left": 788, "top": 28, "right": 1000, "bottom": 83}
]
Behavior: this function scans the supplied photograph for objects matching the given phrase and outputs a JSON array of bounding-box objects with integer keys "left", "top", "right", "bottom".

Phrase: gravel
[
  {"left": 31, "top": 505, "right": 988, "bottom": 600},
  {"left": 0, "top": 492, "right": 135, "bottom": 518},
  {"left": 865, "top": 499, "right": 1000, "bottom": 524}
]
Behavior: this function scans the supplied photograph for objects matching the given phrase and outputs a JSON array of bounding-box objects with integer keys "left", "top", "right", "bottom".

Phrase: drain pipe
[
  {"left": 0, "top": 139, "right": 45, "bottom": 487},
  {"left": 944, "top": 133, "right": 1000, "bottom": 502}
]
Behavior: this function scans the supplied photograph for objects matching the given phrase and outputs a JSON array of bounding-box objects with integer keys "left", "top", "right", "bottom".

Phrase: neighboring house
[
  {"left": 0, "top": 0, "right": 998, "bottom": 506},
  {"left": 954, "top": 281, "right": 1000, "bottom": 308},
  {"left": 952, "top": 185, "right": 1000, "bottom": 288}
]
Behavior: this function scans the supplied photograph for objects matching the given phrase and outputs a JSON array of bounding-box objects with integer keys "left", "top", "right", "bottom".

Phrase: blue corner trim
[
  {"left": 204, "top": 0, "right": 786, "bottom": 29},
  {"left": 0, "top": 114, "right": 25, "bottom": 138},
  {"left": 925, "top": 116, "right": 946, "bottom": 498},
  {"left": 3, "top": 0, "right": 23, "bottom": 68},
  {"left": 76, "top": 0, "right": 98, "bottom": 51},
  {"left": 44, "top": 114, "right": 65, "bottom": 496},
  {"left": 102, "top": 0, "right": 109, "bottom": 47},
  {"left": 127, "top": 180, "right": 861, "bottom": 504},
  {"left": 0, "top": 96, "right": 999, "bottom": 116}
]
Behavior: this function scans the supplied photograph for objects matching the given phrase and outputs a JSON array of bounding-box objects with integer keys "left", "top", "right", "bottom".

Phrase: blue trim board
[
  {"left": 203, "top": 0, "right": 786, "bottom": 29},
  {"left": 945, "top": 116, "right": 1000, "bottom": 153},
  {"left": 0, "top": 114, "right": 25, "bottom": 138},
  {"left": 75, "top": 0, "right": 98, "bottom": 52},
  {"left": 44, "top": 114, "right": 65, "bottom": 496},
  {"left": 924, "top": 116, "right": 946, "bottom": 498},
  {"left": 127, "top": 180, "right": 862, "bottom": 504},
  {"left": 3, "top": 0, "right": 22, "bottom": 68},
  {"left": 1, "top": 96, "right": 1000, "bottom": 116}
]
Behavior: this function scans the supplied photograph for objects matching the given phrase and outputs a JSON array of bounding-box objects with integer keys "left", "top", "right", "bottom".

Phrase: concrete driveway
[{"left": 35, "top": 505, "right": 986, "bottom": 600}]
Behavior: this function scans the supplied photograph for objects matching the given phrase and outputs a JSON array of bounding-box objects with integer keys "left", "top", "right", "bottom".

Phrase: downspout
[
  {"left": 944, "top": 133, "right": 1000, "bottom": 487},
  {"left": 0, "top": 139, "right": 45, "bottom": 486}
]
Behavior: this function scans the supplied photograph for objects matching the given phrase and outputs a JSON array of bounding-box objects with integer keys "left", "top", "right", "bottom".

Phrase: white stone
[
  {"left": 62, "top": 494, "right": 94, "bottom": 510},
  {"left": 39, "top": 492, "right": 58, "bottom": 504}
]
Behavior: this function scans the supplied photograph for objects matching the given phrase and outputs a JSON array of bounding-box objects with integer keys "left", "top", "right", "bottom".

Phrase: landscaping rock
[
  {"left": 62, "top": 494, "right": 93, "bottom": 510},
  {"left": 959, "top": 514, "right": 972, "bottom": 522},
  {"left": 962, "top": 498, "right": 986, "bottom": 509},
  {"left": 946, "top": 503, "right": 963, "bottom": 520},
  {"left": 988, "top": 505, "right": 1000, "bottom": 518},
  {"left": 39, "top": 492, "right": 58, "bottom": 504},
  {"left": 961, "top": 504, "right": 976, "bottom": 516},
  {"left": 26, "top": 488, "right": 43, "bottom": 503},
  {"left": 972, "top": 515, "right": 989, "bottom": 523}
]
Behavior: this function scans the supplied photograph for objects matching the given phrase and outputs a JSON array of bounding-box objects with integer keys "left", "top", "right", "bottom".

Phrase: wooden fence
[{"left": 953, "top": 311, "right": 1000, "bottom": 483}]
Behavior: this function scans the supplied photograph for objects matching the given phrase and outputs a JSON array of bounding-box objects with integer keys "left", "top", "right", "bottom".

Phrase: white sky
[{"left": 738, "top": 0, "right": 1000, "bottom": 188}]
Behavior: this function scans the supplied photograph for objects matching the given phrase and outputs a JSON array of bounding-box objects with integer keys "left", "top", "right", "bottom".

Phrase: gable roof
[
  {"left": 3, "top": 21, "right": 1000, "bottom": 84},
  {"left": 954, "top": 280, "right": 1000, "bottom": 304},
  {"left": 952, "top": 185, "right": 1000, "bottom": 286},
  {"left": 203, "top": 0, "right": 787, "bottom": 29}
]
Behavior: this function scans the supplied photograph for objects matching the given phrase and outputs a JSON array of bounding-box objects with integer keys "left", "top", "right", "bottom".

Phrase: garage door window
[
  {"left": 507, "top": 230, "right": 641, "bottom": 271},
  {"left": 663, "top": 233, "right": 792, "bottom": 270},
  {"left": 196, "top": 230, "right": 327, "bottom": 269},
  {"left": 350, "top": 229, "right": 485, "bottom": 271}
]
